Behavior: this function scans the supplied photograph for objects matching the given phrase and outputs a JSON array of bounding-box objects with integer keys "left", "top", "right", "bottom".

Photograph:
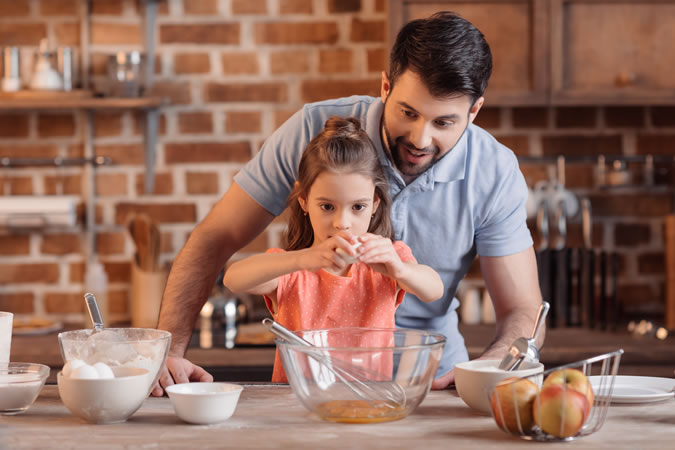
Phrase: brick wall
[{"left": 0, "top": 0, "right": 673, "bottom": 325}]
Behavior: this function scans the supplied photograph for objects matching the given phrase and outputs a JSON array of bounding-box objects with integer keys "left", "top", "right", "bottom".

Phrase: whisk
[{"left": 263, "top": 319, "right": 407, "bottom": 409}]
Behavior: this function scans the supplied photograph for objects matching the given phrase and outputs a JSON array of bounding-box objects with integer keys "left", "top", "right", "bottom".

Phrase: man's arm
[
  {"left": 153, "top": 183, "right": 275, "bottom": 394},
  {"left": 479, "top": 246, "right": 544, "bottom": 358}
]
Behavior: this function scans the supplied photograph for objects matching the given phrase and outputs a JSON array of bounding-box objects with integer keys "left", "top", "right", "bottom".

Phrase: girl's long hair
[{"left": 285, "top": 116, "right": 393, "bottom": 251}]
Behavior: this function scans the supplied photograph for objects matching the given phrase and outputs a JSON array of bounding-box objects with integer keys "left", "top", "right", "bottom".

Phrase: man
[{"left": 152, "top": 11, "right": 543, "bottom": 396}]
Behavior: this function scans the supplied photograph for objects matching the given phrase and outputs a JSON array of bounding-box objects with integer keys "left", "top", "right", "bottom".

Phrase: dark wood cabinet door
[{"left": 388, "top": 0, "right": 550, "bottom": 105}]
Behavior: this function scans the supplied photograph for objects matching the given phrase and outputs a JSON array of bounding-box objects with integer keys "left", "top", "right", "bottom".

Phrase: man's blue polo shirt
[{"left": 234, "top": 95, "right": 533, "bottom": 377}]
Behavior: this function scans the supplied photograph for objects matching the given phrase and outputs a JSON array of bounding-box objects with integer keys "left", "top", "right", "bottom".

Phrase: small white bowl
[
  {"left": 166, "top": 382, "right": 243, "bottom": 425},
  {"left": 0, "top": 363, "right": 50, "bottom": 415},
  {"left": 58, "top": 366, "right": 150, "bottom": 424},
  {"left": 454, "top": 359, "right": 544, "bottom": 414}
]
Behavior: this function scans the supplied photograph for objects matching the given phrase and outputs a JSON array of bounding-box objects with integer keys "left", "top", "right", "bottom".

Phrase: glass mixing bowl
[
  {"left": 0, "top": 363, "right": 50, "bottom": 415},
  {"left": 276, "top": 327, "right": 446, "bottom": 424},
  {"left": 58, "top": 328, "right": 170, "bottom": 395}
]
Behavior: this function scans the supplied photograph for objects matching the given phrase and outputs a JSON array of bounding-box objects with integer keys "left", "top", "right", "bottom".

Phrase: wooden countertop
[{"left": 1, "top": 385, "right": 673, "bottom": 449}]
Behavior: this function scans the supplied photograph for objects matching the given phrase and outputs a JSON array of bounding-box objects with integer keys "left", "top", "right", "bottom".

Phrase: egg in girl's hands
[{"left": 335, "top": 240, "right": 362, "bottom": 264}]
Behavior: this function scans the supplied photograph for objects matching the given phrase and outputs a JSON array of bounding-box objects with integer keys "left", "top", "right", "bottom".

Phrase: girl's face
[{"left": 299, "top": 171, "right": 379, "bottom": 245}]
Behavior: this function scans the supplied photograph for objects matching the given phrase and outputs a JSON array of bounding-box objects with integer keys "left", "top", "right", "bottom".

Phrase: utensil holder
[{"left": 131, "top": 261, "right": 167, "bottom": 328}]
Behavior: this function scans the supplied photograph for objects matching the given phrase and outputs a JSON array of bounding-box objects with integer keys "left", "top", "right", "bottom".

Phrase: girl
[{"left": 223, "top": 116, "right": 444, "bottom": 382}]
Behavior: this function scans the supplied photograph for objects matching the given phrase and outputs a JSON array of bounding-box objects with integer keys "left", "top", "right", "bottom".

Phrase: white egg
[
  {"left": 335, "top": 241, "right": 362, "bottom": 264},
  {"left": 93, "top": 362, "right": 115, "bottom": 379},
  {"left": 71, "top": 364, "right": 100, "bottom": 379},
  {"left": 62, "top": 359, "right": 86, "bottom": 378}
]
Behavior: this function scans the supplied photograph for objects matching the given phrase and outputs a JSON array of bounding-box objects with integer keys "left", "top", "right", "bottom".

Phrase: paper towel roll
[{"left": 0, "top": 196, "right": 77, "bottom": 227}]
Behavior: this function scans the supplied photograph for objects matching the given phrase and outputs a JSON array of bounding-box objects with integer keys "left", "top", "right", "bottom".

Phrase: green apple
[
  {"left": 533, "top": 383, "right": 589, "bottom": 438},
  {"left": 542, "top": 368, "right": 594, "bottom": 415},
  {"left": 489, "top": 377, "right": 539, "bottom": 433}
]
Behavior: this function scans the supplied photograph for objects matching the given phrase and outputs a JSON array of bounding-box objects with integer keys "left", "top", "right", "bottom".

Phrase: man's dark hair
[{"left": 389, "top": 11, "right": 492, "bottom": 103}]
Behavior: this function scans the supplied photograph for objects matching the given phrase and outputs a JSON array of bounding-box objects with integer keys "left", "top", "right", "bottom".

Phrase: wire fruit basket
[{"left": 487, "top": 349, "right": 623, "bottom": 442}]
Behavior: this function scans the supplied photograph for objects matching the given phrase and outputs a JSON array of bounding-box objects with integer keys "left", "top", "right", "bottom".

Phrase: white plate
[{"left": 590, "top": 375, "right": 675, "bottom": 404}]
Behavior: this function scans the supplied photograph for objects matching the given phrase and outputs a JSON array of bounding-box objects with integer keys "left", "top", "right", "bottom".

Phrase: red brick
[
  {"left": 614, "top": 223, "right": 651, "bottom": 247},
  {"left": 133, "top": 112, "right": 167, "bottom": 136},
  {"left": 604, "top": 107, "right": 645, "bottom": 128},
  {"left": 54, "top": 22, "right": 80, "bottom": 46},
  {"left": 178, "top": 112, "right": 213, "bottom": 134},
  {"left": 186, "top": 172, "right": 219, "bottom": 194},
  {"left": 0, "top": 177, "right": 32, "bottom": 195},
  {"left": 328, "top": 0, "right": 361, "bottom": 12},
  {"left": 232, "top": 0, "right": 266, "bottom": 14},
  {"left": 108, "top": 289, "right": 129, "bottom": 315},
  {"left": 44, "top": 292, "right": 84, "bottom": 314},
  {"left": 94, "top": 112, "right": 123, "bottom": 137},
  {"left": 165, "top": 142, "right": 251, "bottom": 163},
  {"left": 562, "top": 164, "right": 594, "bottom": 189},
  {"left": 367, "top": 48, "right": 386, "bottom": 73},
  {"left": 0, "top": 1, "right": 30, "bottom": 16},
  {"left": 0, "top": 24, "right": 47, "bottom": 46},
  {"left": 95, "top": 144, "right": 144, "bottom": 165},
  {"left": 91, "top": 23, "right": 142, "bottom": 45},
  {"left": 174, "top": 52, "right": 211, "bottom": 74},
  {"left": 41, "top": 233, "right": 82, "bottom": 255},
  {"left": 91, "top": 0, "right": 124, "bottom": 15},
  {"left": 0, "top": 114, "right": 29, "bottom": 138},
  {"left": 132, "top": 0, "right": 169, "bottom": 15},
  {"left": 0, "top": 145, "right": 59, "bottom": 159},
  {"left": 0, "top": 235, "right": 30, "bottom": 255},
  {"left": 37, "top": 113, "right": 76, "bottom": 137},
  {"left": 97, "top": 173, "right": 128, "bottom": 196},
  {"left": 319, "top": 49, "right": 353, "bottom": 73},
  {"left": 226, "top": 111, "right": 261, "bottom": 133},
  {"left": 588, "top": 192, "right": 671, "bottom": 217},
  {"left": 270, "top": 50, "right": 310, "bottom": 74},
  {"left": 0, "top": 263, "right": 59, "bottom": 284},
  {"left": 541, "top": 135, "right": 622, "bottom": 158},
  {"left": 351, "top": 19, "right": 385, "bottom": 42},
  {"left": 69, "top": 262, "right": 84, "bottom": 283},
  {"left": 160, "top": 231, "right": 173, "bottom": 252},
  {"left": 147, "top": 81, "right": 191, "bottom": 105},
  {"left": 40, "top": 0, "right": 77, "bottom": 15},
  {"left": 0, "top": 292, "right": 34, "bottom": 314},
  {"left": 495, "top": 135, "right": 529, "bottom": 155},
  {"left": 279, "top": 0, "right": 312, "bottom": 14},
  {"left": 160, "top": 24, "right": 240, "bottom": 44},
  {"left": 301, "top": 79, "right": 380, "bottom": 103},
  {"left": 473, "top": 107, "right": 501, "bottom": 129},
  {"left": 74, "top": 203, "right": 104, "bottom": 226},
  {"left": 205, "top": 82, "right": 287, "bottom": 103},
  {"left": 221, "top": 52, "right": 259, "bottom": 75},
  {"left": 638, "top": 252, "right": 664, "bottom": 275},
  {"left": 44, "top": 174, "right": 81, "bottom": 195},
  {"left": 184, "top": 0, "right": 219, "bottom": 14},
  {"left": 519, "top": 163, "right": 549, "bottom": 187},
  {"left": 651, "top": 107, "right": 675, "bottom": 127},
  {"left": 375, "top": 0, "right": 386, "bottom": 12},
  {"left": 255, "top": 22, "right": 339, "bottom": 45},
  {"left": 636, "top": 134, "right": 675, "bottom": 156},
  {"left": 274, "top": 110, "right": 296, "bottom": 128},
  {"left": 104, "top": 261, "right": 131, "bottom": 283},
  {"left": 555, "top": 107, "right": 597, "bottom": 128},
  {"left": 513, "top": 107, "right": 549, "bottom": 128},
  {"left": 115, "top": 203, "right": 197, "bottom": 224},
  {"left": 97, "top": 232, "right": 126, "bottom": 255},
  {"left": 136, "top": 172, "right": 173, "bottom": 195}
]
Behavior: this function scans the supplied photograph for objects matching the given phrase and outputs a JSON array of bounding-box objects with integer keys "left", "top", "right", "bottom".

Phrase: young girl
[{"left": 223, "top": 116, "right": 444, "bottom": 382}]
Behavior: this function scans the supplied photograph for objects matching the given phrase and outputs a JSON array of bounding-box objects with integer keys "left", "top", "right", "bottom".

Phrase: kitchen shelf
[{"left": 0, "top": 96, "right": 166, "bottom": 111}]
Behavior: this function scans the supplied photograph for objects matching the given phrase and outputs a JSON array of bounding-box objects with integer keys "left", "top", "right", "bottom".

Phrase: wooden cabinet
[
  {"left": 389, "top": 0, "right": 550, "bottom": 105},
  {"left": 389, "top": 0, "right": 675, "bottom": 105},
  {"left": 551, "top": 0, "right": 675, "bottom": 105}
]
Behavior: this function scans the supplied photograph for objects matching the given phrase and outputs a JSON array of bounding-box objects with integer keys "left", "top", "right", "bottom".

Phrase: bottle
[{"left": 84, "top": 259, "right": 109, "bottom": 327}]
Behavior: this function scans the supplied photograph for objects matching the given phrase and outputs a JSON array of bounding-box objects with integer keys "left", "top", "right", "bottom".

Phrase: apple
[
  {"left": 533, "top": 384, "right": 589, "bottom": 438},
  {"left": 489, "top": 377, "right": 539, "bottom": 433},
  {"left": 542, "top": 368, "right": 594, "bottom": 415}
]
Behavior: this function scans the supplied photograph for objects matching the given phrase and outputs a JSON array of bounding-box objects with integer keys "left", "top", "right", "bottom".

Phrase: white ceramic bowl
[
  {"left": 58, "top": 366, "right": 151, "bottom": 424},
  {"left": 166, "top": 382, "right": 243, "bottom": 425},
  {"left": 454, "top": 359, "right": 544, "bottom": 414},
  {"left": 0, "top": 363, "right": 50, "bottom": 415}
]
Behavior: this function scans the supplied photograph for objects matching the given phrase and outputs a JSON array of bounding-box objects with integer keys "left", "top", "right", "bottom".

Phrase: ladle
[
  {"left": 498, "top": 301, "right": 550, "bottom": 371},
  {"left": 262, "top": 318, "right": 406, "bottom": 409},
  {"left": 84, "top": 292, "right": 104, "bottom": 331}
]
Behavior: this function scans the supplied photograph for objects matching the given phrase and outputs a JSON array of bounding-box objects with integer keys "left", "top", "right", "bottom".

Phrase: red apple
[
  {"left": 542, "top": 368, "right": 594, "bottom": 415},
  {"left": 489, "top": 377, "right": 539, "bottom": 433},
  {"left": 533, "top": 384, "right": 589, "bottom": 438}
]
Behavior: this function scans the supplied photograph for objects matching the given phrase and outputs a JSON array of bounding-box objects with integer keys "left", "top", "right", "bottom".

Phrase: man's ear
[
  {"left": 468, "top": 97, "right": 485, "bottom": 124},
  {"left": 381, "top": 71, "right": 391, "bottom": 100}
]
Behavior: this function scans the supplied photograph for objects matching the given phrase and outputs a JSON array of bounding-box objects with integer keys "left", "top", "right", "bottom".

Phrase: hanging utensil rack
[{"left": 0, "top": 156, "right": 112, "bottom": 167}]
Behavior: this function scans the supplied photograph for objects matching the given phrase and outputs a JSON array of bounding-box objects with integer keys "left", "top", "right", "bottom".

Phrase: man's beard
[{"left": 382, "top": 118, "right": 441, "bottom": 178}]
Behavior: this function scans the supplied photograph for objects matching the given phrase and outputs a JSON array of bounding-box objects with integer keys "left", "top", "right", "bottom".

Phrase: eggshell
[
  {"left": 71, "top": 364, "right": 100, "bottom": 379},
  {"left": 93, "top": 362, "right": 115, "bottom": 379},
  {"left": 62, "top": 359, "right": 86, "bottom": 378}
]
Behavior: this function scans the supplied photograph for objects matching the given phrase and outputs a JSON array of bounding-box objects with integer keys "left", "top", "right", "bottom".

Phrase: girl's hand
[
  {"left": 297, "top": 233, "right": 359, "bottom": 272},
  {"left": 355, "top": 233, "right": 405, "bottom": 279}
]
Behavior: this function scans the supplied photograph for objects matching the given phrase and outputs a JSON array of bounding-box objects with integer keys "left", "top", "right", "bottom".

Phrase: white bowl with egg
[
  {"left": 454, "top": 359, "right": 544, "bottom": 414},
  {"left": 0, "top": 363, "right": 49, "bottom": 415},
  {"left": 58, "top": 366, "right": 151, "bottom": 424},
  {"left": 166, "top": 382, "right": 243, "bottom": 424}
]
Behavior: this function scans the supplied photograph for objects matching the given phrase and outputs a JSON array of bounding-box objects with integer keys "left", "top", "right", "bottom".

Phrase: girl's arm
[{"left": 357, "top": 235, "right": 444, "bottom": 302}]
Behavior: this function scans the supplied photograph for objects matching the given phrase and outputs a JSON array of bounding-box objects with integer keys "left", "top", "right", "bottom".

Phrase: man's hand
[
  {"left": 431, "top": 369, "right": 455, "bottom": 390},
  {"left": 151, "top": 356, "right": 213, "bottom": 397}
]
